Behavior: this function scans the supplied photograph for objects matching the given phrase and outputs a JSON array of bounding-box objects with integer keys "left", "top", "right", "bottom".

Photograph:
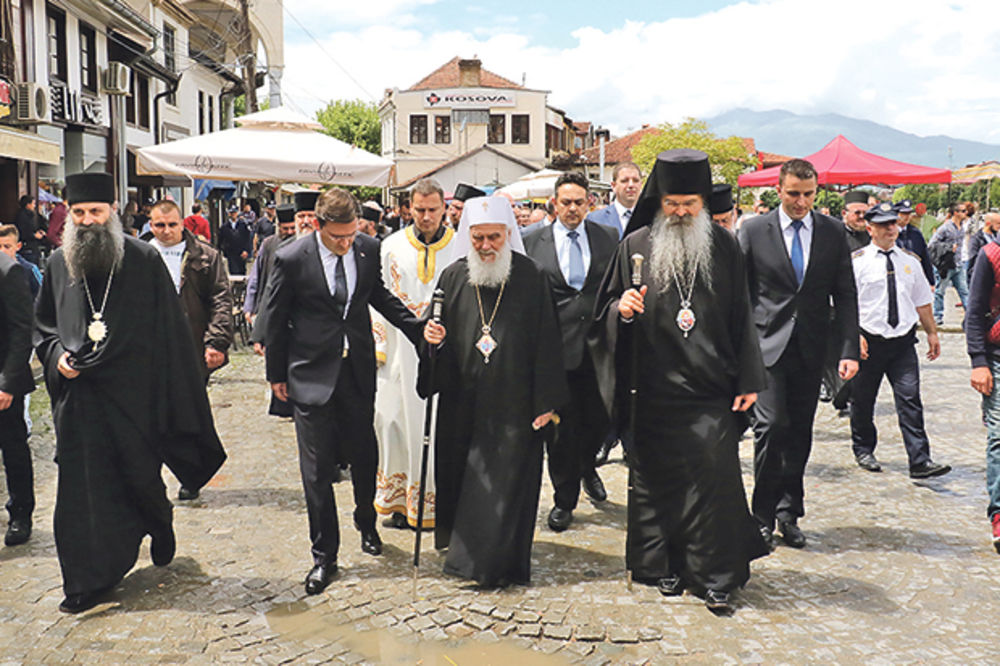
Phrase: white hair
[
  {"left": 466, "top": 243, "right": 512, "bottom": 288},
  {"left": 648, "top": 208, "right": 714, "bottom": 294}
]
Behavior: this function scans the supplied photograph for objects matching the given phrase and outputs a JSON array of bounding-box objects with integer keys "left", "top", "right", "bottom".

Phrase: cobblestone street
[{"left": 2, "top": 301, "right": 998, "bottom": 664}]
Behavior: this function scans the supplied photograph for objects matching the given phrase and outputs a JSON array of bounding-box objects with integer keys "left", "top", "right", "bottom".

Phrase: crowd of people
[{"left": 2, "top": 151, "right": 1000, "bottom": 619}]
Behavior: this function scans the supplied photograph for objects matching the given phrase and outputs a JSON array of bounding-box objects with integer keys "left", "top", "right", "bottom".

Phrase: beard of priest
[
  {"left": 419, "top": 196, "right": 569, "bottom": 588},
  {"left": 34, "top": 172, "right": 225, "bottom": 614},
  {"left": 591, "top": 149, "right": 768, "bottom": 610}
]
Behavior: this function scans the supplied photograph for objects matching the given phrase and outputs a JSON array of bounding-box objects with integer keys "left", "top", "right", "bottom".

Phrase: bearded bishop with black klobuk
[{"left": 591, "top": 149, "right": 768, "bottom": 611}]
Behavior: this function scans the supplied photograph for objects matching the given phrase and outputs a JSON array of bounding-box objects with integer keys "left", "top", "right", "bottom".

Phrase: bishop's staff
[
  {"left": 626, "top": 252, "right": 644, "bottom": 591},
  {"left": 413, "top": 288, "right": 445, "bottom": 597}
]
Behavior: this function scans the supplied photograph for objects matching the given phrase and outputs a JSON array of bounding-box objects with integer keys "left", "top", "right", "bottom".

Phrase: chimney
[{"left": 458, "top": 59, "right": 482, "bottom": 87}]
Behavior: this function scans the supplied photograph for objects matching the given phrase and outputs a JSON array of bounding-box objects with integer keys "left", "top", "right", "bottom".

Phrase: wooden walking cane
[
  {"left": 626, "top": 253, "right": 644, "bottom": 592},
  {"left": 413, "top": 288, "right": 445, "bottom": 598}
]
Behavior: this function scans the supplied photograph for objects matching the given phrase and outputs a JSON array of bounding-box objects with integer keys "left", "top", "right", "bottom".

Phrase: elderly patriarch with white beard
[
  {"left": 420, "top": 196, "right": 568, "bottom": 587},
  {"left": 34, "top": 172, "right": 225, "bottom": 614},
  {"left": 592, "top": 150, "right": 768, "bottom": 614}
]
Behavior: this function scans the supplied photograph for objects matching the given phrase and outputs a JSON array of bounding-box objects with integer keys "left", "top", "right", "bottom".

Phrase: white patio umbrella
[
  {"left": 136, "top": 107, "right": 392, "bottom": 186},
  {"left": 497, "top": 168, "right": 566, "bottom": 200}
]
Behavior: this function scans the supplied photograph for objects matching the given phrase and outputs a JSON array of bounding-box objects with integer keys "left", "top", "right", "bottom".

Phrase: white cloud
[{"left": 279, "top": 0, "right": 1000, "bottom": 145}]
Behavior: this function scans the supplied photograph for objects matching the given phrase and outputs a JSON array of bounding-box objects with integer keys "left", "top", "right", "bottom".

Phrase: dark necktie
[
  {"left": 333, "top": 255, "right": 347, "bottom": 317},
  {"left": 790, "top": 219, "right": 805, "bottom": 285},
  {"left": 567, "top": 229, "right": 585, "bottom": 290},
  {"left": 879, "top": 249, "right": 899, "bottom": 328}
]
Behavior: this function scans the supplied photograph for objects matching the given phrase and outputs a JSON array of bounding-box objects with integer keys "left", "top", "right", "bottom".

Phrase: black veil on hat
[
  {"left": 709, "top": 183, "right": 734, "bottom": 215},
  {"left": 453, "top": 183, "right": 486, "bottom": 202},
  {"left": 294, "top": 190, "right": 320, "bottom": 213},
  {"left": 65, "top": 172, "right": 116, "bottom": 205},
  {"left": 623, "top": 149, "right": 712, "bottom": 236}
]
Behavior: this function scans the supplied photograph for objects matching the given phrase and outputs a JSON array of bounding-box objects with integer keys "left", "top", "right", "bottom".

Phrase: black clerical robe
[
  {"left": 592, "top": 223, "right": 769, "bottom": 592},
  {"left": 34, "top": 237, "right": 225, "bottom": 595},
  {"left": 419, "top": 253, "right": 568, "bottom": 587}
]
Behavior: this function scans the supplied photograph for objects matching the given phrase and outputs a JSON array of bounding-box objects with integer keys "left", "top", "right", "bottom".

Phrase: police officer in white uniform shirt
[{"left": 850, "top": 203, "right": 951, "bottom": 479}]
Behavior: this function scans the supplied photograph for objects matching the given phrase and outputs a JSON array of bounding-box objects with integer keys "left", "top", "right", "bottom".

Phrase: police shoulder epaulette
[
  {"left": 851, "top": 247, "right": 866, "bottom": 258},
  {"left": 900, "top": 248, "right": 919, "bottom": 260}
]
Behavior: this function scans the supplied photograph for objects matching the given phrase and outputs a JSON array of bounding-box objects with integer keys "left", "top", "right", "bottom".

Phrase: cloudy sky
[{"left": 275, "top": 0, "right": 1000, "bottom": 147}]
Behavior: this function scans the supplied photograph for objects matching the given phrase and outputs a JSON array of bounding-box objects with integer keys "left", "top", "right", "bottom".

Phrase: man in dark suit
[
  {"left": 524, "top": 172, "right": 618, "bottom": 532},
  {"left": 218, "top": 204, "right": 253, "bottom": 275},
  {"left": 0, "top": 250, "right": 35, "bottom": 546},
  {"left": 739, "top": 158, "right": 859, "bottom": 549},
  {"left": 264, "top": 188, "right": 423, "bottom": 595},
  {"left": 586, "top": 161, "right": 643, "bottom": 239}
]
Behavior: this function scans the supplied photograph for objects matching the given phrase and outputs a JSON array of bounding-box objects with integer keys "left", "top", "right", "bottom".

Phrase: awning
[
  {"left": 127, "top": 148, "right": 191, "bottom": 188},
  {"left": 194, "top": 178, "right": 237, "bottom": 200},
  {"left": 0, "top": 126, "right": 60, "bottom": 165}
]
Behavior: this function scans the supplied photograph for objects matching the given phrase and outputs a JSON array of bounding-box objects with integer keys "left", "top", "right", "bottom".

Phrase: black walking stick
[
  {"left": 626, "top": 253, "right": 644, "bottom": 591},
  {"left": 413, "top": 288, "right": 445, "bottom": 598}
]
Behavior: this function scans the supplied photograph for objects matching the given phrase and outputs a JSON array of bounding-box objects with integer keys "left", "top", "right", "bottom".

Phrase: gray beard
[
  {"left": 467, "top": 244, "right": 512, "bottom": 288},
  {"left": 62, "top": 212, "right": 126, "bottom": 282},
  {"left": 649, "top": 209, "right": 714, "bottom": 294}
]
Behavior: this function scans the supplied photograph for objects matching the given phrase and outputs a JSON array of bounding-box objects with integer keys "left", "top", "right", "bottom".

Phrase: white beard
[
  {"left": 466, "top": 243, "right": 512, "bottom": 288},
  {"left": 62, "top": 211, "right": 126, "bottom": 282},
  {"left": 649, "top": 209, "right": 714, "bottom": 294}
]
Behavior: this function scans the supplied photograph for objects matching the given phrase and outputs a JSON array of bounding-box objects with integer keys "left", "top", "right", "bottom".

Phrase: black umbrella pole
[{"left": 413, "top": 289, "right": 445, "bottom": 598}]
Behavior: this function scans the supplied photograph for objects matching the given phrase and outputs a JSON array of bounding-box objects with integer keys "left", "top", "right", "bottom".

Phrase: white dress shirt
[
  {"left": 778, "top": 206, "right": 814, "bottom": 271},
  {"left": 613, "top": 200, "right": 634, "bottom": 231},
  {"left": 316, "top": 232, "right": 357, "bottom": 353},
  {"left": 552, "top": 219, "right": 591, "bottom": 287},
  {"left": 853, "top": 243, "right": 932, "bottom": 338}
]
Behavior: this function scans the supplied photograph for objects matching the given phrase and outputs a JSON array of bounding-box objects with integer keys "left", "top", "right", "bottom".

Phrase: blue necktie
[
  {"left": 567, "top": 230, "right": 585, "bottom": 290},
  {"left": 790, "top": 219, "right": 805, "bottom": 285}
]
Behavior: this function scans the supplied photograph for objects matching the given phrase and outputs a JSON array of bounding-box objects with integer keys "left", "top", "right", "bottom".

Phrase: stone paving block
[
  {"left": 575, "top": 625, "right": 606, "bottom": 642},
  {"left": 463, "top": 612, "right": 494, "bottom": 632},
  {"left": 420, "top": 627, "right": 448, "bottom": 641},
  {"left": 412, "top": 601, "right": 437, "bottom": 615},
  {"left": 491, "top": 607, "right": 514, "bottom": 621},
  {"left": 541, "top": 612, "right": 566, "bottom": 625},
  {"left": 345, "top": 607, "right": 369, "bottom": 622},
  {"left": 393, "top": 609, "right": 417, "bottom": 623},
  {"left": 563, "top": 642, "right": 593, "bottom": 657},
  {"left": 467, "top": 601, "right": 496, "bottom": 616},
  {"left": 513, "top": 609, "right": 541, "bottom": 623},
  {"left": 445, "top": 623, "right": 474, "bottom": 639},
  {"left": 494, "top": 622, "right": 516, "bottom": 636},
  {"left": 430, "top": 609, "right": 462, "bottom": 627},
  {"left": 405, "top": 616, "right": 434, "bottom": 633},
  {"left": 543, "top": 624, "right": 572, "bottom": 640},
  {"left": 608, "top": 627, "right": 639, "bottom": 643},
  {"left": 637, "top": 627, "right": 662, "bottom": 641},
  {"left": 517, "top": 623, "right": 542, "bottom": 638}
]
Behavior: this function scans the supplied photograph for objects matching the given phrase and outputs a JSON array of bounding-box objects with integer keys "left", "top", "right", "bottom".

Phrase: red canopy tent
[{"left": 737, "top": 134, "right": 952, "bottom": 187}]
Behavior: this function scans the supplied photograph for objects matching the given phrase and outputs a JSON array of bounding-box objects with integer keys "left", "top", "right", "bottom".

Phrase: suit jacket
[
  {"left": 0, "top": 253, "right": 35, "bottom": 396},
  {"left": 739, "top": 209, "right": 859, "bottom": 369},
  {"left": 523, "top": 220, "right": 618, "bottom": 371},
  {"left": 586, "top": 205, "right": 625, "bottom": 239},
  {"left": 264, "top": 232, "right": 422, "bottom": 406},
  {"left": 218, "top": 220, "right": 253, "bottom": 259}
]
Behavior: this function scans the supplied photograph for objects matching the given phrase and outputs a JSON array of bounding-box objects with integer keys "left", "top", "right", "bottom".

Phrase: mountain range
[{"left": 704, "top": 109, "right": 1000, "bottom": 169}]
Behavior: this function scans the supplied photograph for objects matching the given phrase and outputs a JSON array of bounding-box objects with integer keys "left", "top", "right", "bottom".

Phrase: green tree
[
  {"left": 631, "top": 118, "right": 756, "bottom": 187},
  {"left": 315, "top": 99, "right": 381, "bottom": 155},
  {"left": 759, "top": 189, "right": 780, "bottom": 210},
  {"left": 232, "top": 94, "right": 269, "bottom": 120},
  {"left": 815, "top": 189, "right": 844, "bottom": 217}
]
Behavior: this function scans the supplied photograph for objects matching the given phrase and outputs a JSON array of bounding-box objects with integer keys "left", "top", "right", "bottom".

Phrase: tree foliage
[
  {"left": 893, "top": 181, "right": 1000, "bottom": 214},
  {"left": 631, "top": 118, "right": 757, "bottom": 187},
  {"left": 815, "top": 189, "right": 844, "bottom": 217},
  {"left": 759, "top": 189, "right": 780, "bottom": 210},
  {"left": 315, "top": 99, "right": 381, "bottom": 155}
]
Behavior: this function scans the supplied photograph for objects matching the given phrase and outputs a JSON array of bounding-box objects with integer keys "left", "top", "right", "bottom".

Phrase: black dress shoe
[
  {"left": 855, "top": 452, "right": 882, "bottom": 472},
  {"left": 150, "top": 527, "right": 176, "bottom": 566},
  {"left": 910, "top": 461, "right": 952, "bottom": 479},
  {"left": 59, "top": 588, "right": 110, "bottom": 614},
  {"left": 547, "top": 506, "right": 572, "bottom": 532},
  {"left": 595, "top": 439, "right": 617, "bottom": 467},
  {"left": 582, "top": 471, "right": 607, "bottom": 502},
  {"left": 178, "top": 486, "right": 200, "bottom": 501},
  {"left": 704, "top": 589, "right": 732, "bottom": 614},
  {"left": 304, "top": 563, "right": 337, "bottom": 595},
  {"left": 382, "top": 512, "right": 409, "bottom": 529},
  {"left": 777, "top": 520, "right": 806, "bottom": 548},
  {"left": 657, "top": 575, "right": 684, "bottom": 596},
  {"left": 360, "top": 529, "right": 383, "bottom": 556},
  {"left": 4, "top": 517, "right": 31, "bottom": 546}
]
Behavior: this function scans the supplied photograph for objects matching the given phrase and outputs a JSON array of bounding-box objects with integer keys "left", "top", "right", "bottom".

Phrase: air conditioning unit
[
  {"left": 14, "top": 82, "right": 50, "bottom": 124},
  {"left": 103, "top": 62, "right": 131, "bottom": 95}
]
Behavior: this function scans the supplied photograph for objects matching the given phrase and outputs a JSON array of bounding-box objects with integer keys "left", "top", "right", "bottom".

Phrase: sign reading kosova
[{"left": 424, "top": 88, "right": 516, "bottom": 109}]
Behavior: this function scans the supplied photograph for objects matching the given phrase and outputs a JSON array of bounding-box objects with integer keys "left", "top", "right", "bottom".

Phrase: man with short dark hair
[
  {"left": 35, "top": 172, "right": 225, "bottom": 613},
  {"left": 13, "top": 195, "right": 43, "bottom": 266},
  {"left": 929, "top": 203, "right": 969, "bottom": 325},
  {"left": 894, "top": 199, "right": 934, "bottom": 286},
  {"left": 739, "top": 158, "right": 859, "bottom": 550},
  {"left": 587, "top": 161, "right": 642, "bottom": 238},
  {"left": 184, "top": 204, "right": 211, "bottom": 242},
  {"left": 0, "top": 231, "right": 35, "bottom": 548},
  {"left": 255, "top": 201, "right": 277, "bottom": 252},
  {"left": 263, "top": 187, "right": 423, "bottom": 595},
  {"left": 219, "top": 204, "right": 253, "bottom": 275},
  {"left": 524, "top": 171, "right": 617, "bottom": 532}
]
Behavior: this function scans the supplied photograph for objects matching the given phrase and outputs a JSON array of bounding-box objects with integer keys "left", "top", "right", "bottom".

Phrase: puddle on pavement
[{"left": 266, "top": 602, "right": 569, "bottom": 665}]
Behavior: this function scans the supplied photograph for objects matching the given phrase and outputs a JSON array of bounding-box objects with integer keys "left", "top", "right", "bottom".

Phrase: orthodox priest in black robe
[
  {"left": 34, "top": 173, "right": 226, "bottom": 613},
  {"left": 420, "top": 196, "right": 568, "bottom": 588},
  {"left": 592, "top": 150, "right": 768, "bottom": 613}
]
